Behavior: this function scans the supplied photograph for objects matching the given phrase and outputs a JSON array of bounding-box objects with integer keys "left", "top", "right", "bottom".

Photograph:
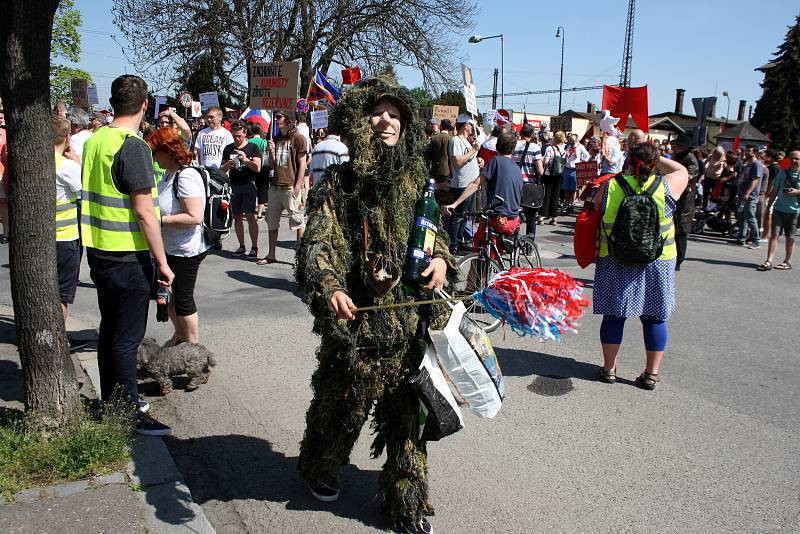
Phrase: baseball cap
[
  {"left": 455, "top": 113, "right": 473, "bottom": 124},
  {"left": 427, "top": 118, "right": 440, "bottom": 126}
]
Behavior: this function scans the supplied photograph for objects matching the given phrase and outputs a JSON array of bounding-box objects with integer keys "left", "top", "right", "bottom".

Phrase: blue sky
[{"left": 72, "top": 0, "right": 798, "bottom": 119}]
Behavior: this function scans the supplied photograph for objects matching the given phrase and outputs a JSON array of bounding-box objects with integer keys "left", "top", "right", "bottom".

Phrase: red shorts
[{"left": 473, "top": 216, "right": 520, "bottom": 259}]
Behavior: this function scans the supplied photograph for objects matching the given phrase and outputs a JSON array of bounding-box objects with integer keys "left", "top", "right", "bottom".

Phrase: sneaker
[
  {"left": 233, "top": 245, "right": 247, "bottom": 255},
  {"left": 67, "top": 337, "right": 88, "bottom": 353},
  {"left": 309, "top": 482, "right": 339, "bottom": 502},
  {"left": 734, "top": 240, "right": 745, "bottom": 246},
  {"left": 0, "top": 234, "right": 8, "bottom": 244},
  {"left": 134, "top": 412, "right": 172, "bottom": 436},
  {"left": 247, "top": 247, "right": 260, "bottom": 258},
  {"left": 399, "top": 517, "right": 433, "bottom": 534}
]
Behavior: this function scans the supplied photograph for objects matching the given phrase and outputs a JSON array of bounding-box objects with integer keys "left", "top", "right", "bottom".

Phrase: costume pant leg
[
  {"left": 372, "top": 380, "right": 433, "bottom": 524},
  {"left": 298, "top": 345, "right": 374, "bottom": 486}
]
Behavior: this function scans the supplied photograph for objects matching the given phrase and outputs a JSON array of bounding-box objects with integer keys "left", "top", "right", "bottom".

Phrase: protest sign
[
  {"left": 87, "top": 84, "right": 99, "bottom": 105},
  {"left": 199, "top": 91, "right": 220, "bottom": 111},
  {"left": 575, "top": 161, "right": 598, "bottom": 188},
  {"left": 461, "top": 63, "right": 474, "bottom": 87},
  {"left": 249, "top": 61, "right": 300, "bottom": 111},
  {"left": 463, "top": 84, "right": 478, "bottom": 116},
  {"left": 310, "top": 109, "right": 329, "bottom": 130},
  {"left": 191, "top": 101, "right": 202, "bottom": 118},
  {"left": 432, "top": 105, "right": 459, "bottom": 124},
  {"left": 550, "top": 115, "right": 573, "bottom": 133},
  {"left": 153, "top": 96, "right": 167, "bottom": 119},
  {"left": 71, "top": 78, "right": 89, "bottom": 110}
]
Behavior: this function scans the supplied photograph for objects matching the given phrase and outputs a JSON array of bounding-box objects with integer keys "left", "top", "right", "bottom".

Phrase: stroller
[{"left": 691, "top": 180, "right": 740, "bottom": 239}]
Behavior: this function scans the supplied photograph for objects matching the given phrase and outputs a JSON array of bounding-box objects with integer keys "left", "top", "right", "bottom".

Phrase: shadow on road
[
  {"left": 0, "top": 314, "right": 16, "bottom": 344},
  {"left": 685, "top": 257, "right": 759, "bottom": 269},
  {"left": 226, "top": 270, "right": 304, "bottom": 298},
  {"left": 165, "top": 434, "right": 391, "bottom": 531},
  {"left": 497, "top": 347, "right": 599, "bottom": 381}
]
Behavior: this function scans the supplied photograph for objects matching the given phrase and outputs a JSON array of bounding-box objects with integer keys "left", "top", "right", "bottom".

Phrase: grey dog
[{"left": 137, "top": 337, "right": 216, "bottom": 396}]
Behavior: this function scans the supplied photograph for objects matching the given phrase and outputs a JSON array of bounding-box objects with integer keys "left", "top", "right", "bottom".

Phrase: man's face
[
  {"left": 745, "top": 147, "right": 756, "bottom": 160},
  {"left": 206, "top": 111, "right": 222, "bottom": 128},
  {"left": 789, "top": 151, "right": 800, "bottom": 170},
  {"left": 369, "top": 99, "right": 403, "bottom": 146},
  {"left": 275, "top": 113, "right": 288, "bottom": 132},
  {"left": 232, "top": 129, "right": 247, "bottom": 145},
  {"left": 157, "top": 116, "right": 174, "bottom": 128}
]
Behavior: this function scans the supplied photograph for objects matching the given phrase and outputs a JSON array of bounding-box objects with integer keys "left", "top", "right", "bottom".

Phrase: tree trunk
[{"left": 0, "top": 0, "right": 79, "bottom": 425}]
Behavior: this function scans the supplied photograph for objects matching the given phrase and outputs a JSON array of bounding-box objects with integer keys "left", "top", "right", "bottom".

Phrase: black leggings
[{"left": 541, "top": 174, "right": 563, "bottom": 218}]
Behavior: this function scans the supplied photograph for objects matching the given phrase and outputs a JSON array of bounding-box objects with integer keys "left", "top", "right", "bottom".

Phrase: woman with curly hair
[
  {"left": 146, "top": 127, "right": 211, "bottom": 346},
  {"left": 295, "top": 77, "right": 456, "bottom": 534}
]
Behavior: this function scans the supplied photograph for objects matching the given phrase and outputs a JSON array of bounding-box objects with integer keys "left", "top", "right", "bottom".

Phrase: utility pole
[
  {"left": 492, "top": 68, "right": 498, "bottom": 109},
  {"left": 619, "top": 0, "right": 636, "bottom": 87}
]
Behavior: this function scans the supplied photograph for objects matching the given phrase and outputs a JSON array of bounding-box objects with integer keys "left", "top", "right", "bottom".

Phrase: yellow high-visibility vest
[
  {"left": 79, "top": 127, "right": 158, "bottom": 251},
  {"left": 55, "top": 153, "right": 79, "bottom": 242},
  {"left": 598, "top": 174, "right": 676, "bottom": 260}
]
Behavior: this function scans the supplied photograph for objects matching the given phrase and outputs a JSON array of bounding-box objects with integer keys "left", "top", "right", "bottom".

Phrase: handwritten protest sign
[
  {"left": 199, "top": 92, "right": 220, "bottom": 112},
  {"left": 71, "top": 78, "right": 89, "bottom": 110},
  {"left": 463, "top": 84, "right": 478, "bottom": 116},
  {"left": 87, "top": 85, "right": 99, "bottom": 105},
  {"left": 310, "top": 109, "right": 329, "bottom": 130},
  {"left": 432, "top": 105, "right": 459, "bottom": 124},
  {"left": 575, "top": 161, "right": 598, "bottom": 188},
  {"left": 191, "top": 101, "right": 202, "bottom": 118},
  {"left": 249, "top": 61, "right": 300, "bottom": 111}
]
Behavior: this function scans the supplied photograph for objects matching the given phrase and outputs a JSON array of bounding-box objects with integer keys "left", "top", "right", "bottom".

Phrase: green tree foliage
[
  {"left": 179, "top": 53, "right": 242, "bottom": 109},
  {"left": 50, "top": 0, "right": 92, "bottom": 106},
  {"left": 434, "top": 90, "right": 467, "bottom": 114},
  {"left": 751, "top": 15, "right": 800, "bottom": 150},
  {"left": 409, "top": 88, "right": 434, "bottom": 110}
]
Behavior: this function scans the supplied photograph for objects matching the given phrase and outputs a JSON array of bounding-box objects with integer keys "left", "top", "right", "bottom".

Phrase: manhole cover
[{"left": 527, "top": 375, "right": 574, "bottom": 396}]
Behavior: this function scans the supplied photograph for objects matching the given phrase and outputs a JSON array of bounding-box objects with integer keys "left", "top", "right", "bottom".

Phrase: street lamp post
[
  {"left": 468, "top": 33, "right": 504, "bottom": 108},
  {"left": 722, "top": 90, "right": 730, "bottom": 127},
  {"left": 556, "top": 26, "right": 565, "bottom": 116}
]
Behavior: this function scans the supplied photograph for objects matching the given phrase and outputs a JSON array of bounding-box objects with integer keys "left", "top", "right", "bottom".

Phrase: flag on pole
[
  {"left": 601, "top": 85, "right": 649, "bottom": 133},
  {"left": 307, "top": 69, "right": 341, "bottom": 106}
]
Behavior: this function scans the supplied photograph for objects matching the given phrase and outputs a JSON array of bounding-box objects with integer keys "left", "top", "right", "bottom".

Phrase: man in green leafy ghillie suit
[{"left": 295, "top": 76, "right": 458, "bottom": 534}]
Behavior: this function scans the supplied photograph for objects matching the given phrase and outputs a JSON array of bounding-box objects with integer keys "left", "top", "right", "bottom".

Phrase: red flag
[
  {"left": 732, "top": 135, "right": 741, "bottom": 152},
  {"left": 601, "top": 85, "right": 649, "bottom": 133},
  {"left": 341, "top": 66, "right": 362, "bottom": 85}
]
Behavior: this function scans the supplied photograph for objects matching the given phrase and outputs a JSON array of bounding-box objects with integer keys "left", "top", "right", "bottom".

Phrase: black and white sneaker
[
  {"left": 309, "top": 482, "right": 339, "bottom": 502},
  {"left": 400, "top": 517, "right": 433, "bottom": 534},
  {"left": 134, "top": 412, "right": 172, "bottom": 436}
]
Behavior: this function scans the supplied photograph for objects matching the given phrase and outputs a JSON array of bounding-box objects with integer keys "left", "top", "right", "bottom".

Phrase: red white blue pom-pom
[{"left": 473, "top": 268, "right": 590, "bottom": 340}]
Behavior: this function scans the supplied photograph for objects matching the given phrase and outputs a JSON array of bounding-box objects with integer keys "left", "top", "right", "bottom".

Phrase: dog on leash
[{"left": 137, "top": 337, "right": 216, "bottom": 396}]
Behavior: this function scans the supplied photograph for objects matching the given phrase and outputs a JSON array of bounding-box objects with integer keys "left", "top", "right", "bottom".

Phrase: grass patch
[{"left": 0, "top": 402, "right": 132, "bottom": 500}]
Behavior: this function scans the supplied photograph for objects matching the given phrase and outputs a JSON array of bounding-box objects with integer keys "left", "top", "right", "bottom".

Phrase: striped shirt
[
  {"left": 310, "top": 135, "right": 349, "bottom": 183},
  {"left": 512, "top": 139, "right": 542, "bottom": 182}
]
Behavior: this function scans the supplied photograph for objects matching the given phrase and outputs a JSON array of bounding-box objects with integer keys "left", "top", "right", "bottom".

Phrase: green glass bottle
[{"left": 403, "top": 178, "right": 441, "bottom": 286}]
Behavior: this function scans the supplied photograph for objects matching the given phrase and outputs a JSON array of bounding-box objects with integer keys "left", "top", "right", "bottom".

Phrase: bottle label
[
  {"left": 414, "top": 216, "right": 437, "bottom": 260},
  {"left": 409, "top": 247, "right": 426, "bottom": 260}
]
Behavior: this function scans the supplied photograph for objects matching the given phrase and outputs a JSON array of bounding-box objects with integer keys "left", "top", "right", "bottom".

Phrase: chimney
[
  {"left": 737, "top": 100, "right": 747, "bottom": 121},
  {"left": 586, "top": 102, "right": 596, "bottom": 114},
  {"left": 674, "top": 89, "right": 685, "bottom": 114}
]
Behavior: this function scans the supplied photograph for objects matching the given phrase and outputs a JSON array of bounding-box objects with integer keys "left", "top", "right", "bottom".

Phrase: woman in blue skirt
[{"left": 593, "top": 142, "right": 689, "bottom": 390}]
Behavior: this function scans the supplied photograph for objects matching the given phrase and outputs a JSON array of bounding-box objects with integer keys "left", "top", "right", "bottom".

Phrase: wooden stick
[{"left": 354, "top": 294, "right": 471, "bottom": 312}]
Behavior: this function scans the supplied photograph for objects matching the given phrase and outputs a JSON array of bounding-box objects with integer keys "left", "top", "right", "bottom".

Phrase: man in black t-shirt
[{"left": 220, "top": 121, "right": 262, "bottom": 257}]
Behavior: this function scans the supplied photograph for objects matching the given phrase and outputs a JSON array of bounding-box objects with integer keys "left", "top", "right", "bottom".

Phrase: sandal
[
  {"left": 256, "top": 257, "right": 277, "bottom": 265},
  {"left": 757, "top": 261, "right": 773, "bottom": 271},
  {"left": 775, "top": 262, "right": 792, "bottom": 270},
  {"left": 233, "top": 245, "right": 246, "bottom": 255},
  {"left": 599, "top": 367, "right": 616, "bottom": 384},
  {"left": 636, "top": 371, "right": 659, "bottom": 390},
  {"left": 247, "top": 247, "right": 260, "bottom": 258}
]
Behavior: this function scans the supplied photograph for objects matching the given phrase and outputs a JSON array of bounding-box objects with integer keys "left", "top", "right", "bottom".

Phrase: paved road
[{"left": 2, "top": 216, "right": 799, "bottom": 533}]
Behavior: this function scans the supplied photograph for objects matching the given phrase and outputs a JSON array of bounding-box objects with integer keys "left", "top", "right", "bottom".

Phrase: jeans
[
  {"left": 448, "top": 187, "right": 474, "bottom": 252},
  {"left": 88, "top": 253, "right": 153, "bottom": 407},
  {"left": 737, "top": 196, "right": 760, "bottom": 243}
]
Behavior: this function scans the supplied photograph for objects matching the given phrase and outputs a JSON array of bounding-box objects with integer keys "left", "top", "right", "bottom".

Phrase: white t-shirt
[
  {"left": 195, "top": 127, "right": 234, "bottom": 169},
  {"left": 69, "top": 129, "right": 93, "bottom": 159},
  {"left": 296, "top": 122, "right": 312, "bottom": 152},
  {"left": 56, "top": 156, "right": 82, "bottom": 202},
  {"left": 157, "top": 167, "right": 210, "bottom": 257},
  {"left": 310, "top": 135, "right": 349, "bottom": 183},
  {"left": 448, "top": 135, "right": 479, "bottom": 189}
]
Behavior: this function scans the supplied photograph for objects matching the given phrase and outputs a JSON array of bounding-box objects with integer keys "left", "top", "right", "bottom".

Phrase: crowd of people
[{"left": 0, "top": 70, "right": 798, "bottom": 534}]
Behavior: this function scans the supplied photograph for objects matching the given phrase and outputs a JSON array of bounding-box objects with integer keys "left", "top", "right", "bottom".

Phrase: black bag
[
  {"left": 173, "top": 166, "right": 233, "bottom": 246},
  {"left": 548, "top": 145, "right": 567, "bottom": 176},
  {"left": 605, "top": 174, "right": 665, "bottom": 266}
]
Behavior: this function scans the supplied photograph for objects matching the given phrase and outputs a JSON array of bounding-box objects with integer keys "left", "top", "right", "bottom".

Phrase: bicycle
[{"left": 453, "top": 195, "right": 541, "bottom": 333}]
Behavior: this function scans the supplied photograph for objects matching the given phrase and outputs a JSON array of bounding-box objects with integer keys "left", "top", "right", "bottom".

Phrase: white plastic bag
[{"left": 429, "top": 293, "right": 504, "bottom": 419}]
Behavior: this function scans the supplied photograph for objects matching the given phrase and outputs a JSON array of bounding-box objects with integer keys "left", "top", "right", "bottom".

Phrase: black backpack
[
  {"left": 173, "top": 165, "right": 232, "bottom": 246},
  {"left": 605, "top": 174, "right": 665, "bottom": 266}
]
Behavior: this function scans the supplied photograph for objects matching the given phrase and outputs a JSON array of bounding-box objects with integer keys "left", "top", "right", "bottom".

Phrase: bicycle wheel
[
  {"left": 455, "top": 253, "right": 503, "bottom": 332},
  {"left": 514, "top": 236, "right": 542, "bottom": 269}
]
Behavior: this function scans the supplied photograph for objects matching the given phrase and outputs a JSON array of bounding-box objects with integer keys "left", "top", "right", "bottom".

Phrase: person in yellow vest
[
  {"left": 80, "top": 75, "right": 175, "bottom": 436},
  {"left": 594, "top": 143, "right": 688, "bottom": 390},
  {"left": 53, "top": 116, "right": 82, "bottom": 327}
]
